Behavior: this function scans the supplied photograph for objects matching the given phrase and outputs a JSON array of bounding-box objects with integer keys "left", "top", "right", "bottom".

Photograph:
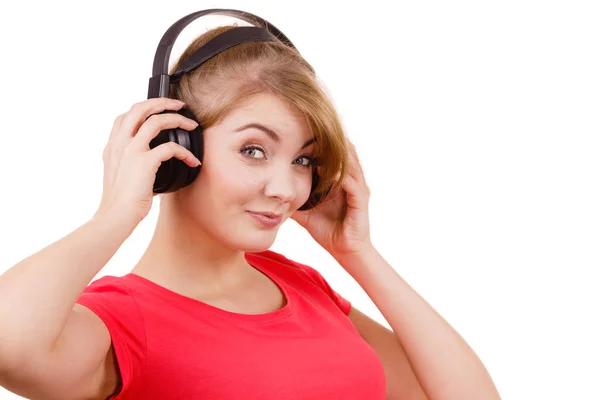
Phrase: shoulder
[
  {"left": 248, "top": 250, "right": 352, "bottom": 315},
  {"left": 78, "top": 275, "right": 140, "bottom": 310},
  {"left": 246, "top": 249, "right": 318, "bottom": 278},
  {"left": 76, "top": 275, "right": 145, "bottom": 337},
  {"left": 81, "top": 274, "right": 130, "bottom": 293},
  {"left": 75, "top": 275, "right": 147, "bottom": 397}
]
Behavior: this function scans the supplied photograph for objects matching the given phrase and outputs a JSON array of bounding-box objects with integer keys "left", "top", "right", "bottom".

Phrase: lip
[{"left": 246, "top": 211, "right": 283, "bottom": 228}]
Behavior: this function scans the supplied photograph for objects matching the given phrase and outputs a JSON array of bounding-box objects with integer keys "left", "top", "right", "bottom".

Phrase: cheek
[
  {"left": 284, "top": 171, "right": 312, "bottom": 210},
  {"left": 203, "top": 162, "right": 260, "bottom": 203},
  {"left": 298, "top": 173, "right": 311, "bottom": 193}
]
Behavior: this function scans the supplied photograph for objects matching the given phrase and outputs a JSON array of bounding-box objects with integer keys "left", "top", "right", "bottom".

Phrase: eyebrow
[{"left": 235, "top": 123, "right": 316, "bottom": 149}]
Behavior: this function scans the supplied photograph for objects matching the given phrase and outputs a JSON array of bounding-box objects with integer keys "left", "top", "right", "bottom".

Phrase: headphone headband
[
  {"left": 170, "top": 26, "right": 280, "bottom": 82},
  {"left": 146, "top": 8, "right": 325, "bottom": 210},
  {"left": 147, "top": 8, "right": 297, "bottom": 98}
]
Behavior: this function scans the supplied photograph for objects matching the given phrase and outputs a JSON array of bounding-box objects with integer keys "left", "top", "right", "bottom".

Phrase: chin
[
  {"left": 235, "top": 237, "right": 276, "bottom": 253},
  {"left": 224, "top": 228, "right": 279, "bottom": 253}
]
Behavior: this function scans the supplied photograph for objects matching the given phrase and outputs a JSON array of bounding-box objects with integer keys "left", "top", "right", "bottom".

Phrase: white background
[{"left": 1, "top": 1, "right": 598, "bottom": 399}]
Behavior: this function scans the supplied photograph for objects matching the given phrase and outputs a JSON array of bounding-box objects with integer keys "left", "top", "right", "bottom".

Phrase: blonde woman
[{"left": 0, "top": 9, "right": 500, "bottom": 400}]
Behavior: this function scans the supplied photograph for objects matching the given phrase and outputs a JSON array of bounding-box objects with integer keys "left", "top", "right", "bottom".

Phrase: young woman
[{"left": 0, "top": 20, "right": 501, "bottom": 400}]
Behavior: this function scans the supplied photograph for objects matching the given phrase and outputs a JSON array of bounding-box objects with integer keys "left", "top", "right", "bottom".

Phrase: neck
[{"left": 132, "top": 196, "right": 252, "bottom": 292}]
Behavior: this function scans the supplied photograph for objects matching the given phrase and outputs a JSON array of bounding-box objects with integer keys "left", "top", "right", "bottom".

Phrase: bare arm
[
  {"left": 0, "top": 209, "right": 136, "bottom": 364},
  {"left": 0, "top": 97, "right": 201, "bottom": 399},
  {"left": 337, "top": 247, "right": 501, "bottom": 400}
]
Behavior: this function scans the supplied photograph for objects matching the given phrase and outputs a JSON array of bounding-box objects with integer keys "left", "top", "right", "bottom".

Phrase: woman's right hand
[{"left": 94, "top": 97, "right": 201, "bottom": 227}]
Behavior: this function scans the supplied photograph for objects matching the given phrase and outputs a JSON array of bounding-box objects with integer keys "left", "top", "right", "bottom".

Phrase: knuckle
[
  {"left": 113, "top": 114, "right": 124, "bottom": 127},
  {"left": 121, "top": 112, "right": 136, "bottom": 128},
  {"left": 152, "top": 141, "right": 168, "bottom": 154},
  {"left": 143, "top": 114, "right": 162, "bottom": 130},
  {"left": 129, "top": 102, "right": 141, "bottom": 113},
  {"left": 143, "top": 113, "right": 158, "bottom": 125},
  {"left": 102, "top": 141, "right": 115, "bottom": 157},
  {"left": 166, "top": 142, "right": 180, "bottom": 151},
  {"left": 167, "top": 142, "right": 185, "bottom": 156}
]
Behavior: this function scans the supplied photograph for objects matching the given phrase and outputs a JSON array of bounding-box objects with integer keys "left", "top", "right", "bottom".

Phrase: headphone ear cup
[{"left": 150, "top": 107, "right": 204, "bottom": 193}]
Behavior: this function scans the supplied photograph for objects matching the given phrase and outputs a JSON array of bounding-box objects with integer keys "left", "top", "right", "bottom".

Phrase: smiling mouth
[{"left": 246, "top": 211, "right": 283, "bottom": 228}]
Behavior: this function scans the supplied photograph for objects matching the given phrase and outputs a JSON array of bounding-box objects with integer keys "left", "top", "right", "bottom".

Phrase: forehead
[{"left": 222, "top": 92, "right": 313, "bottom": 138}]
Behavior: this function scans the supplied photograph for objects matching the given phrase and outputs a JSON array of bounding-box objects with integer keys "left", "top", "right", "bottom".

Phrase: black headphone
[{"left": 147, "top": 8, "right": 331, "bottom": 211}]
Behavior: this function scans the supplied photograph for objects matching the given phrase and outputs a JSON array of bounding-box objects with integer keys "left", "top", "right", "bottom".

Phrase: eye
[
  {"left": 240, "top": 144, "right": 314, "bottom": 169},
  {"left": 240, "top": 145, "right": 266, "bottom": 160},
  {"left": 295, "top": 155, "right": 315, "bottom": 168}
]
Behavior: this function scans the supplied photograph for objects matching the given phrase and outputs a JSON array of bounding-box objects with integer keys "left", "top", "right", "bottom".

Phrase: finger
[
  {"left": 131, "top": 113, "right": 199, "bottom": 151},
  {"left": 346, "top": 140, "right": 365, "bottom": 182},
  {"left": 107, "top": 113, "right": 126, "bottom": 143},
  {"left": 120, "top": 98, "right": 186, "bottom": 138},
  {"left": 348, "top": 140, "right": 363, "bottom": 171},
  {"left": 146, "top": 141, "right": 201, "bottom": 169},
  {"left": 341, "top": 174, "right": 364, "bottom": 210}
]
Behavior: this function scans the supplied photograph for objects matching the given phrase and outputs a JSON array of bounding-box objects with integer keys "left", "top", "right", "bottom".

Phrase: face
[{"left": 174, "top": 91, "right": 316, "bottom": 252}]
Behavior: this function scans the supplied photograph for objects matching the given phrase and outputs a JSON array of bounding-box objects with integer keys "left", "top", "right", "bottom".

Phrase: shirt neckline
[{"left": 123, "top": 252, "right": 295, "bottom": 324}]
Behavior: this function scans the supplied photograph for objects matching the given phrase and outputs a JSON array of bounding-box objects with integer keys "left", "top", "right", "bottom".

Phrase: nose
[{"left": 262, "top": 166, "right": 296, "bottom": 204}]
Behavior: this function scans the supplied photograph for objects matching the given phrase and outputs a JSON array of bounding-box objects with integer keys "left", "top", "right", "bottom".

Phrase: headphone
[{"left": 147, "top": 8, "right": 331, "bottom": 211}]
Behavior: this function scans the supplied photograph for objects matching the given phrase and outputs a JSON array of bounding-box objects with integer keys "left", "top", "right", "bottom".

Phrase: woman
[{"left": 0, "top": 21, "right": 501, "bottom": 400}]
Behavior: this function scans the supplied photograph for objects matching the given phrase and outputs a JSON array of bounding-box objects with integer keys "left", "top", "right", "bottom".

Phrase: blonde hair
[{"left": 169, "top": 23, "right": 349, "bottom": 207}]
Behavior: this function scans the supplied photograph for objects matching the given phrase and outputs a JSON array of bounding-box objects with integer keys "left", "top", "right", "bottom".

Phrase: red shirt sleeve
[
  {"left": 76, "top": 276, "right": 146, "bottom": 399},
  {"left": 299, "top": 263, "right": 352, "bottom": 315}
]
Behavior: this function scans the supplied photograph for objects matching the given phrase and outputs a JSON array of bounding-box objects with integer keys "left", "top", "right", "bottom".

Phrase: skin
[{"left": 130, "top": 91, "right": 316, "bottom": 296}]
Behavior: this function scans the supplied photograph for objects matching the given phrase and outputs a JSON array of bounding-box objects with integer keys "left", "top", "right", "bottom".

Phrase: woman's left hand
[{"left": 291, "top": 139, "right": 373, "bottom": 260}]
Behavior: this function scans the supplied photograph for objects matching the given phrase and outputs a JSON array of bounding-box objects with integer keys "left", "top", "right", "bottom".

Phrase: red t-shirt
[{"left": 76, "top": 250, "right": 386, "bottom": 399}]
